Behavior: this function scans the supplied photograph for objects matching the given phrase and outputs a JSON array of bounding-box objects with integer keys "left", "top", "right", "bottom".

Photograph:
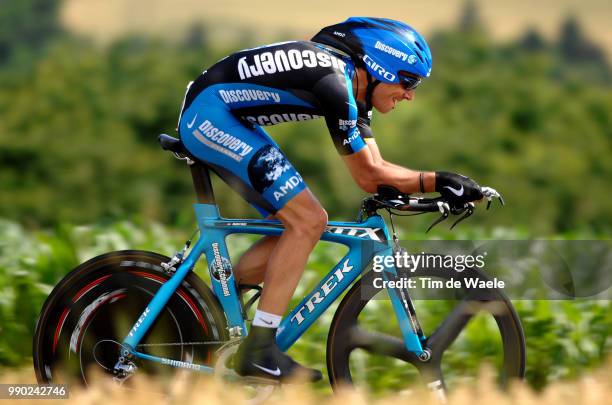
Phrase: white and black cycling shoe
[{"left": 233, "top": 326, "right": 322, "bottom": 383}]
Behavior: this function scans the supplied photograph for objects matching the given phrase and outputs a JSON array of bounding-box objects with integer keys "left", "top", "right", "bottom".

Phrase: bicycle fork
[
  {"left": 380, "top": 246, "right": 447, "bottom": 401},
  {"left": 378, "top": 247, "right": 427, "bottom": 356}
]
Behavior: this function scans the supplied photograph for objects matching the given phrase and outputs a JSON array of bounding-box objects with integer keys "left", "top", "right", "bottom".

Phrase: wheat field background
[
  {"left": 61, "top": 0, "right": 612, "bottom": 58},
  {"left": 1, "top": 363, "right": 610, "bottom": 405}
]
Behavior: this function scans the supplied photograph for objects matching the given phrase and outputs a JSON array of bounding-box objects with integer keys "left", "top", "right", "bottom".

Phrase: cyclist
[{"left": 177, "top": 17, "right": 483, "bottom": 382}]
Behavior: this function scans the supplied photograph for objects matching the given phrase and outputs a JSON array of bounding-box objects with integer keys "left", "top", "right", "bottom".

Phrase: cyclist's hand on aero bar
[{"left": 435, "top": 171, "right": 484, "bottom": 206}]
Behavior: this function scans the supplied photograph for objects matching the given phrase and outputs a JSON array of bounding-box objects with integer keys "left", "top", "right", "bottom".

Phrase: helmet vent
[
  {"left": 415, "top": 41, "right": 425, "bottom": 52},
  {"left": 414, "top": 49, "right": 424, "bottom": 63}
]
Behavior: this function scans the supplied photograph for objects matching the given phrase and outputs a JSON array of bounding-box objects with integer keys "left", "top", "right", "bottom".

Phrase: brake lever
[
  {"left": 450, "top": 205, "right": 467, "bottom": 215},
  {"left": 450, "top": 202, "right": 475, "bottom": 230},
  {"left": 481, "top": 186, "right": 505, "bottom": 210},
  {"left": 426, "top": 201, "right": 450, "bottom": 233}
]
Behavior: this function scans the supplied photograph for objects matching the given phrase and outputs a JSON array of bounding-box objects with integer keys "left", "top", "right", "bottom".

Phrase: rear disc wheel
[{"left": 33, "top": 250, "right": 228, "bottom": 391}]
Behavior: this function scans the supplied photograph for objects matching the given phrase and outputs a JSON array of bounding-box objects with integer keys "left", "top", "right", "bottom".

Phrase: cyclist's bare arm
[{"left": 342, "top": 138, "right": 436, "bottom": 194}]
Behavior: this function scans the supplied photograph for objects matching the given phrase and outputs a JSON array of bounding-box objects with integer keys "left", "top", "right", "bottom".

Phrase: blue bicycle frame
[{"left": 120, "top": 202, "right": 426, "bottom": 372}]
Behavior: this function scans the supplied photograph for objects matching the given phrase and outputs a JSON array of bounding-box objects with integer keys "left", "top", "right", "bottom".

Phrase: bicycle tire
[
  {"left": 32, "top": 250, "right": 228, "bottom": 386},
  {"left": 326, "top": 265, "right": 525, "bottom": 394}
]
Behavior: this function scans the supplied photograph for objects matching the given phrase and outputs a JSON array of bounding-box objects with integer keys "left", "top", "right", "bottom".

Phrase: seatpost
[{"left": 190, "top": 162, "right": 216, "bottom": 204}]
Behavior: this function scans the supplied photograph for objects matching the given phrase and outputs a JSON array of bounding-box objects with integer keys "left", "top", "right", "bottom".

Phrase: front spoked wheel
[{"left": 327, "top": 267, "right": 525, "bottom": 398}]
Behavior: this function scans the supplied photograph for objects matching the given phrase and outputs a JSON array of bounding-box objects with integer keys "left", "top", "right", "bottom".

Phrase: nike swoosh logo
[
  {"left": 187, "top": 114, "right": 198, "bottom": 129},
  {"left": 444, "top": 185, "right": 464, "bottom": 196},
  {"left": 253, "top": 363, "right": 281, "bottom": 376},
  {"left": 261, "top": 319, "right": 273, "bottom": 325}
]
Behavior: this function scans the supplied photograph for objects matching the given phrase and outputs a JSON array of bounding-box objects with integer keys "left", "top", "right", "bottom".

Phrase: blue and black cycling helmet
[{"left": 311, "top": 17, "right": 432, "bottom": 102}]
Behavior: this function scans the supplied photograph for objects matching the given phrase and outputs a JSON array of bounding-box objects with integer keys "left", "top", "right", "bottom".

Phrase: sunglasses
[{"left": 399, "top": 72, "right": 422, "bottom": 90}]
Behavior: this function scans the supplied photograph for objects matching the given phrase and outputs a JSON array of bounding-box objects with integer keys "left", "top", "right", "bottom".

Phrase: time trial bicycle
[{"left": 33, "top": 134, "right": 525, "bottom": 399}]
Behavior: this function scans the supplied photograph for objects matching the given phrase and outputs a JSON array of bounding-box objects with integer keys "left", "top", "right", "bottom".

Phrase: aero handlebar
[{"left": 362, "top": 185, "right": 505, "bottom": 232}]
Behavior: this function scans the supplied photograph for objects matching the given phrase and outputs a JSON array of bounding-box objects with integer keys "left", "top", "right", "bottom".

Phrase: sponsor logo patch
[
  {"left": 272, "top": 174, "right": 303, "bottom": 202},
  {"left": 129, "top": 307, "right": 150, "bottom": 337},
  {"left": 244, "top": 113, "right": 321, "bottom": 126},
  {"left": 325, "top": 226, "right": 385, "bottom": 241},
  {"left": 291, "top": 259, "right": 354, "bottom": 325},
  {"left": 363, "top": 54, "right": 396, "bottom": 81},
  {"left": 211, "top": 242, "right": 231, "bottom": 297},
  {"left": 161, "top": 358, "right": 202, "bottom": 371},
  {"left": 247, "top": 145, "right": 304, "bottom": 202},
  {"left": 237, "top": 49, "right": 346, "bottom": 80},
  {"left": 192, "top": 120, "right": 253, "bottom": 162},
  {"left": 374, "top": 40, "right": 409, "bottom": 61},
  {"left": 218, "top": 89, "right": 281, "bottom": 104},
  {"left": 342, "top": 130, "right": 360, "bottom": 145},
  {"left": 248, "top": 145, "right": 293, "bottom": 193},
  {"left": 338, "top": 118, "right": 357, "bottom": 131}
]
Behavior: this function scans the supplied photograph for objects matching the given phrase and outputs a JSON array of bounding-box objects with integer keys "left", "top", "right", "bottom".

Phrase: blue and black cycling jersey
[{"left": 178, "top": 40, "right": 374, "bottom": 215}]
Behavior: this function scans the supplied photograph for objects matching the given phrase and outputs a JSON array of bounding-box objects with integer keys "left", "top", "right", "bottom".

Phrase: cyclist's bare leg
[
  {"left": 234, "top": 234, "right": 279, "bottom": 285},
  {"left": 234, "top": 189, "right": 326, "bottom": 380},
  {"left": 257, "top": 189, "right": 327, "bottom": 315}
]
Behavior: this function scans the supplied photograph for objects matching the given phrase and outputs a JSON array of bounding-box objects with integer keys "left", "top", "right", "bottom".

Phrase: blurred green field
[
  {"left": 0, "top": 220, "right": 609, "bottom": 392},
  {"left": 1, "top": 0, "right": 610, "bottom": 394},
  {"left": 2, "top": 2, "right": 611, "bottom": 233}
]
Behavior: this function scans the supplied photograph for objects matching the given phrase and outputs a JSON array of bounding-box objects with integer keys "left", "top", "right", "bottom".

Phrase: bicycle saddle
[{"left": 158, "top": 134, "right": 186, "bottom": 154}]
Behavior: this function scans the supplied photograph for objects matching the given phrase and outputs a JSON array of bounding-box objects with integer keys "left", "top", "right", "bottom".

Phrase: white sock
[{"left": 252, "top": 309, "right": 282, "bottom": 328}]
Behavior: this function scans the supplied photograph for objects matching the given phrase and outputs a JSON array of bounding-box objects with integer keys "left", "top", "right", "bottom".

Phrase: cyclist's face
[{"left": 372, "top": 83, "right": 414, "bottom": 113}]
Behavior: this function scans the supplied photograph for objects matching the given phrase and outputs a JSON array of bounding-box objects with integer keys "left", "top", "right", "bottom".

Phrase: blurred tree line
[{"left": 1, "top": 0, "right": 611, "bottom": 233}]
